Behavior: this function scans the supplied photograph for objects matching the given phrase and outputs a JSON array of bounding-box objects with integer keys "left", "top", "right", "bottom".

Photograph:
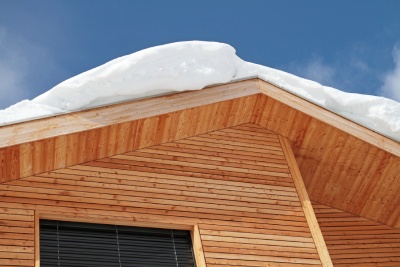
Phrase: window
[{"left": 40, "top": 220, "right": 196, "bottom": 267}]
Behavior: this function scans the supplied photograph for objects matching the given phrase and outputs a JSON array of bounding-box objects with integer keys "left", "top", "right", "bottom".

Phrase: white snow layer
[{"left": 1, "top": 41, "right": 399, "bottom": 141}]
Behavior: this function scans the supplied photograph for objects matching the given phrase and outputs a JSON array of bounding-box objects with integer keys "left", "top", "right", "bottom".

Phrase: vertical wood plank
[
  {"left": 97, "top": 126, "right": 109, "bottom": 159},
  {"left": 279, "top": 135, "right": 333, "bottom": 267},
  {"left": 139, "top": 116, "right": 159, "bottom": 148},
  {"left": 34, "top": 210, "right": 40, "bottom": 267},
  {"left": 192, "top": 225, "right": 207, "bottom": 267},
  {"left": 107, "top": 124, "right": 118, "bottom": 156},
  {"left": 126, "top": 120, "right": 138, "bottom": 151},
  {"left": 77, "top": 131, "right": 88, "bottom": 164},
  {"left": 163, "top": 112, "right": 179, "bottom": 143},
  {"left": 44, "top": 138, "right": 55, "bottom": 173},
  {"left": 0, "top": 147, "right": 5, "bottom": 182},
  {"left": 66, "top": 133, "right": 79, "bottom": 166},
  {"left": 54, "top": 135, "right": 67, "bottom": 170},
  {"left": 20, "top": 143, "right": 33, "bottom": 178},
  {"left": 133, "top": 119, "right": 144, "bottom": 149},
  {"left": 86, "top": 128, "right": 100, "bottom": 162}
]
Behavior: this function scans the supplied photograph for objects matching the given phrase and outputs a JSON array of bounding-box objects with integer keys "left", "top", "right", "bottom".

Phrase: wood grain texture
[
  {"left": 313, "top": 201, "right": 400, "bottom": 266},
  {"left": 0, "top": 79, "right": 260, "bottom": 148},
  {"left": 192, "top": 225, "right": 207, "bottom": 267},
  {"left": 0, "top": 95, "right": 257, "bottom": 182},
  {"left": 0, "top": 145, "right": 19, "bottom": 182},
  {"left": 257, "top": 80, "right": 399, "bottom": 156},
  {"left": 0, "top": 76, "right": 399, "bottom": 238},
  {"left": 34, "top": 211, "right": 39, "bottom": 267},
  {"left": 252, "top": 91, "right": 400, "bottom": 228},
  {"left": 0, "top": 125, "right": 322, "bottom": 266},
  {"left": 279, "top": 136, "right": 333, "bottom": 267},
  {"left": 0, "top": 203, "right": 34, "bottom": 267}
]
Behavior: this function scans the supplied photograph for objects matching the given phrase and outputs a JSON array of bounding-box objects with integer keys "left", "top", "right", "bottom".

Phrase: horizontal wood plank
[
  {"left": 0, "top": 125, "right": 321, "bottom": 266},
  {"left": 313, "top": 201, "right": 400, "bottom": 266}
]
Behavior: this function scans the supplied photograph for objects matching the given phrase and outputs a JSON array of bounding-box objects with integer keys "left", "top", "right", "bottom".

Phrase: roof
[
  {"left": 2, "top": 41, "right": 399, "bottom": 142},
  {"left": 0, "top": 78, "right": 399, "bottom": 228}
]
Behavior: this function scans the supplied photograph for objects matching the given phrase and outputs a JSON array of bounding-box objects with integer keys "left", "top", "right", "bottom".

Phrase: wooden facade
[
  {"left": 0, "top": 78, "right": 399, "bottom": 266},
  {"left": 314, "top": 202, "right": 400, "bottom": 266},
  {"left": 1, "top": 125, "right": 327, "bottom": 266}
]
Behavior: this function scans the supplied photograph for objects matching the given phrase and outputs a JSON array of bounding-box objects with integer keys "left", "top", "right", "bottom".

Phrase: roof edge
[
  {"left": 0, "top": 78, "right": 260, "bottom": 148},
  {"left": 0, "top": 77, "right": 398, "bottom": 157},
  {"left": 258, "top": 79, "right": 399, "bottom": 157}
]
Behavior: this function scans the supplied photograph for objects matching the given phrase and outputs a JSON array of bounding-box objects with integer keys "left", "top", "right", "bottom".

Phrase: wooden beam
[{"left": 279, "top": 135, "right": 333, "bottom": 267}]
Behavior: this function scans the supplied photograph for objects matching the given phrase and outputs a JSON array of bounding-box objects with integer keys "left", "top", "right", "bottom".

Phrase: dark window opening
[{"left": 40, "top": 220, "right": 196, "bottom": 267}]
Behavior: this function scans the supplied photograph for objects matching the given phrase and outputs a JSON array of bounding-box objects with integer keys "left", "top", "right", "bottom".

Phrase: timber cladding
[
  {"left": 251, "top": 91, "right": 400, "bottom": 228},
  {"left": 0, "top": 78, "right": 399, "bottom": 229},
  {"left": 1, "top": 78, "right": 399, "bottom": 266},
  {"left": 313, "top": 202, "right": 400, "bottom": 266},
  {"left": 0, "top": 124, "right": 323, "bottom": 267},
  {"left": 0, "top": 94, "right": 258, "bottom": 182}
]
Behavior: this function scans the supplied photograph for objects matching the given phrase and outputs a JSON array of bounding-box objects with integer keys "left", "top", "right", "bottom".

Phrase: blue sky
[{"left": 0, "top": 0, "right": 399, "bottom": 109}]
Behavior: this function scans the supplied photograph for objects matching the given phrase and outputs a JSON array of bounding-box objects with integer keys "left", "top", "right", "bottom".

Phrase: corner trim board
[
  {"left": 192, "top": 225, "right": 207, "bottom": 267},
  {"left": 279, "top": 135, "right": 333, "bottom": 267}
]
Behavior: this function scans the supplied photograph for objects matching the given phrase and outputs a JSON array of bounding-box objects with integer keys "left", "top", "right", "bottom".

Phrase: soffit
[{"left": 251, "top": 90, "right": 400, "bottom": 228}]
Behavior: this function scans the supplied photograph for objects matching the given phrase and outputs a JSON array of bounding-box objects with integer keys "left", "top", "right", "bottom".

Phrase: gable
[
  {"left": 0, "top": 78, "right": 399, "bottom": 229},
  {"left": 0, "top": 124, "right": 326, "bottom": 266}
]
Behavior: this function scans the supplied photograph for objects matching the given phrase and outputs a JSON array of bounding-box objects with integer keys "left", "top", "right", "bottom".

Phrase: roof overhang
[{"left": 0, "top": 78, "right": 399, "bottom": 228}]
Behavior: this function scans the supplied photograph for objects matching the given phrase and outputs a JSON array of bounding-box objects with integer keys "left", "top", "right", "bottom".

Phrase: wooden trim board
[
  {"left": 279, "top": 135, "right": 333, "bottom": 267},
  {"left": 192, "top": 225, "right": 207, "bottom": 267},
  {"left": 34, "top": 211, "right": 40, "bottom": 267},
  {"left": 35, "top": 212, "right": 204, "bottom": 267}
]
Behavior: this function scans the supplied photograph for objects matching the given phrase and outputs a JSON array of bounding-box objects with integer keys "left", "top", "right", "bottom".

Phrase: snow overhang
[{"left": 0, "top": 78, "right": 399, "bottom": 228}]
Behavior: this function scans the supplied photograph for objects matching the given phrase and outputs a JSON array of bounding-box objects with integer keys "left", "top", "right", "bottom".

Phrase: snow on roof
[{"left": 1, "top": 41, "right": 399, "bottom": 141}]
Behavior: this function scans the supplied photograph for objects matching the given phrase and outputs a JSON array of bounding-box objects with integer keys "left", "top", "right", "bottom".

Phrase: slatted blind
[{"left": 40, "top": 220, "right": 196, "bottom": 267}]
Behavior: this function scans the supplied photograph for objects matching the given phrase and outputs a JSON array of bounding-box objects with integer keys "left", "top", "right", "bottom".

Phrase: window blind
[{"left": 40, "top": 220, "right": 196, "bottom": 267}]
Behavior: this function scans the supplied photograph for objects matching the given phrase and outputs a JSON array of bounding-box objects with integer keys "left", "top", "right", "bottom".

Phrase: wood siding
[
  {"left": 1, "top": 78, "right": 399, "bottom": 229},
  {"left": 0, "top": 124, "right": 322, "bottom": 266},
  {"left": 0, "top": 94, "right": 257, "bottom": 182},
  {"left": 0, "top": 204, "right": 35, "bottom": 267},
  {"left": 251, "top": 92, "right": 400, "bottom": 228},
  {"left": 313, "top": 202, "right": 400, "bottom": 266},
  {"left": 280, "top": 136, "right": 332, "bottom": 267}
]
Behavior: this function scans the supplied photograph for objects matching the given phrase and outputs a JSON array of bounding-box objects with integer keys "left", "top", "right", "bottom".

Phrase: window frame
[{"left": 34, "top": 211, "right": 206, "bottom": 267}]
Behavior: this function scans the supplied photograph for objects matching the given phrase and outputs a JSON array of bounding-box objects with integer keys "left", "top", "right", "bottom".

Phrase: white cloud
[
  {"left": 287, "top": 57, "right": 336, "bottom": 87},
  {"left": 302, "top": 58, "right": 336, "bottom": 86},
  {"left": 380, "top": 45, "right": 400, "bottom": 102}
]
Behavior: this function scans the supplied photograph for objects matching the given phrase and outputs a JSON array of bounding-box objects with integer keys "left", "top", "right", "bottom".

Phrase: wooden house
[{"left": 0, "top": 78, "right": 399, "bottom": 266}]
